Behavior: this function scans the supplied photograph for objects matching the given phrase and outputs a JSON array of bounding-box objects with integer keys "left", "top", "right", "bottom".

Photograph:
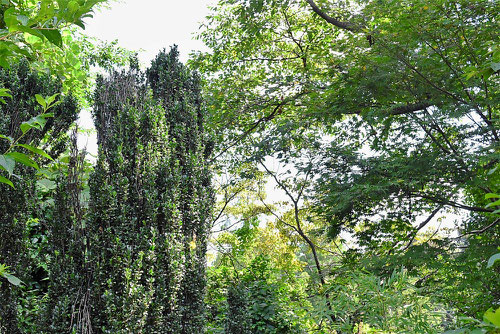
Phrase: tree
[
  {"left": 82, "top": 47, "right": 213, "bottom": 333},
  {"left": 193, "top": 0, "right": 499, "bottom": 324}
]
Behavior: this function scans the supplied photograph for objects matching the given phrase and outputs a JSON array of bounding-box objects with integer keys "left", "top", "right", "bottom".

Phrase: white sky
[
  {"left": 77, "top": 0, "right": 216, "bottom": 155},
  {"left": 84, "top": 0, "right": 216, "bottom": 64}
]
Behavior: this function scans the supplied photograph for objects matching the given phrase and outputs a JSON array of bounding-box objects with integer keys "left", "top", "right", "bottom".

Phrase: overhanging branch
[
  {"left": 347, "top": 101, "right": 433, "bottom": 116},
  {"left": 305, "top": 0, "right": 357, "bottom": 32}
]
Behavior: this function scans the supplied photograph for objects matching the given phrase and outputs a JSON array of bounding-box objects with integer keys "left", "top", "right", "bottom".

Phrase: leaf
[
  {"left": 483, "top": 307, "right": 500, "bottom": 327},
  {"left": 6, "top": 152, "right": 39, "bottom": 169},
  {"left": 40, "top": 112, "right": 54, "bottom": 119},
  {"left": 16, "top": 144, "right": 53, "bottom": 160},
  {"left": 36, "top": 178, "right": 56, "bottom": 190},
  {"left": 12, "top": 24, "right": 45, "bottom": 39},
  {"left": 46, "top": 93, "right": 59, "bottom": 106},
  {"left": 469, "top": 330, "right": 486, "bottom": 334},
  {"left": 3, "top": 273, "right": 22, "bottom": 286},
  {"left": 40, "top": 29, "right": 63, "bottom": 48},
  {"left": 20, "top": 115, "right": 47, "bottom": 133},
  {"left": 3, "top": 8, "right": 18, "bottom": 30},
  {"left": 0, "top": 88, "right": 12, "bottom": 98},
  {"left": 0, "top": 175, "right": 14, "bottom": 188},
  {"left": 487, "top": 253, "right": 500, "bottom": 268},
  {"left": 0, "top": 154, "right": 16, "bottom": 175},
  {"left": 485, "top": 193, "right": 500, "bottom": 199},
  {"left": 35, "top": 94, "right": 47, "bottom": 109},
  {"left": 490, "top": 62, "right": 500, "bottom": 72},
  {"left": 485, "top": 199, "right": 500, "bottom": 208},
  {"left": 67, "top": 0, "right": 80, "bottom": 13},
  {"left": 0, "top": 134, "right": 13, "bottom": 143}
]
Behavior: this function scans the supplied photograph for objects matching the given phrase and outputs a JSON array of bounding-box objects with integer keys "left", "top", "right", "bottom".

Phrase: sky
[
  {"left": 84, "top": 0, "right": 216, "bottom": 64},
  {"left": 77, "top": 0, "right": 216, "bottom": 154}
]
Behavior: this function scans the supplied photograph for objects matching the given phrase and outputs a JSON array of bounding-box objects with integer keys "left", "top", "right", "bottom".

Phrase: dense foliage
[
  {"left": 193, "top": 0, "right": 499, "bottom": 332},
  {"left": 0, "top": 60, "right": 79, "bottom": 333},
  {"left": 0, "top": 0, "right": 499, "bottom": 333},
  {"left": 84, "top": 47, "right": 212, "bottom": 333}
]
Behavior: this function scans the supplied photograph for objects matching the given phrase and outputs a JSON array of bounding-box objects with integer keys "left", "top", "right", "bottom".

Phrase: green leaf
[
  {"left": 0, "top": 134, "right": 13, "bottom": 143},
  {"left": 37, "top": 178, "right": 56, "bottom": 190},
  {"left": 0, "top": 175, "right": 14, "bottom": 188},
  {"left": 46, "top": 93, "right": 59, "bottom": 106},
  {"left": 487, "top": 253, "right": 500, "bottom": 268},
  {"left": 35, "top": 94, "right": 47, "bottom": 109},
  {"left": 485, "top": 193, "right": 500, "bottom": 199},
  {"left": 485, "top": 199, "right": 500, "bottom": 208},
  {"left": 3, "top": 273, "right": 22, "bottom": 286},
  {"left": 0, "top": 154, "right": 16, "bottom": 175},
  {"left": 0, "top": 88, "right": 12, "bottom": 98},
  {"left": 16, "top": 25, "right": 45, "bottom": 39},
  {"left": 67, "top": 0, "right": 80, "bottom": 13},
  {"left": 6, "top": 152, "right": 39, "bottom": 169},
  {"left": 40, "top": 112, "right": 54, "bottom": 119},
  {"left": 3, "top": 8, "right": 18, "bottom": 30},
  {"left": 16, "top": 144, "right": 53, "bottom": 160},
  {"left": 484, "top": 307, "right": 500, "bottom": 327},
  {"left": 490, "top": 62, "right": 500, "bottom": 72},
  {"left": 20, "top": 115, "right": 47, "bottom": 133},
  {"left": 40, "top": 29, "right": 63, "bottom": 48}
]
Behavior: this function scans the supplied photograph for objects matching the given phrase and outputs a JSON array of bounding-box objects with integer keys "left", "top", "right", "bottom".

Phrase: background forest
[{"left": 0, "top": 0, "right": 498, "bottom": 333}]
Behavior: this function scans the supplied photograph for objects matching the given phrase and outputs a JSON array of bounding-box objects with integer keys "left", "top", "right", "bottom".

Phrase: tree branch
[
  {"left": 305, "top": 0, "right": 357, "bottom": 32},
  {"left": 347, "top": 101, "right": 433, "bottom": 116},
  {"left": 401, "top": 206, "right": 443, "bottom": 252},
  {"left": 414, "top": 193, "right": 495, "bottom": 213}
]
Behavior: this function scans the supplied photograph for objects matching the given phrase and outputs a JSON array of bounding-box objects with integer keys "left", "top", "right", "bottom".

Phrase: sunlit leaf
[{"left": 16, "top": 144, "right": 53, "bottom": 160}]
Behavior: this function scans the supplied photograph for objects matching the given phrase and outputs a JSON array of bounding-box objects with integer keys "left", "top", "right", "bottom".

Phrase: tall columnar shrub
[
  {"left": 0, "top": 60, "right": 78, "bottom": 333},
  {"left": 43, "top": 132, "right": 93, "bottom": 334},
  {"left": 88, "top": 47, "right": 212, "bottom": 333}
]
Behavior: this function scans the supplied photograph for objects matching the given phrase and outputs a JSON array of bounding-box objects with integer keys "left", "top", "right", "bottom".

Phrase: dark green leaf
[
  {"left": 40, "top": 29, "right": 63, "bottom": 48},
  {"left": 0, "top": 175, "right": 14, "bottom": 188},
  {"left": 6, "top": 152, "right": 39, "bottom": 169},
  {"left": 16, "top": 144, "right": 53, "bottom": 160}
]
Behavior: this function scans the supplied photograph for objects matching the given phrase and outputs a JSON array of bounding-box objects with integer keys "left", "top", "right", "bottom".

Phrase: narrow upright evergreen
[{"left": 87, "top": 47, "right": 212, "bottom": 333}]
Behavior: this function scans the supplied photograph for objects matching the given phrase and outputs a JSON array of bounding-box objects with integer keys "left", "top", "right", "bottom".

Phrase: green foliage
[
  {"left": 324, "top": 267, "right": 446, "bottom": 333},
  {"left": 195, "top": 0, "right": 500, "bottom": 329},
  {"left": 443, "top": 256, "right": 500, "bottom": 334},
  {"left": 0, "top": 59, "right": 78, "bottom": 333},
  {"left": 0, "top": 92, "right": 60, "bottom": 188},
  {"left": 72, "top": 46, "right": 213, "bottom": 333},
  {"left": 0, "top": 264, "right": 22, "bottom": 286},
  {"left": 207, "top": 217, "right": 310, "bottom": 333},
  {"left": 0, "top": 0, "right": 105, "bottom": 67}
]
